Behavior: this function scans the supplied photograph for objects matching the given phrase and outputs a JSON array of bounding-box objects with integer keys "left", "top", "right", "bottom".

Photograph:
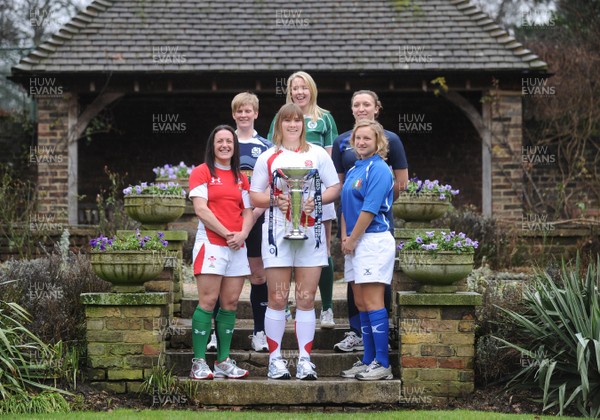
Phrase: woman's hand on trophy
[
  {"left": 303, "top": 197, "right": 315, "bottom": 215},
  {"left": 276, "top": 194, "right": 290, "bottom": 213}
]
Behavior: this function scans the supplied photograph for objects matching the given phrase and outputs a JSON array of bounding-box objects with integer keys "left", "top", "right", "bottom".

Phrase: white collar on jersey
[
  {"left": 215, "top": 162, "right": 231, "bottom": 170},
  {"left": 235, "top": 129, "right": 258, "bottom": 141}
]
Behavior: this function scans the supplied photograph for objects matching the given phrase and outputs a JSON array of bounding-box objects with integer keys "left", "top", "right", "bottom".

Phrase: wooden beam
[
  {"left": 67, "top": 95, "right": 78, "bottom": 225},
  {"left": 68, "top": 92, "right": 124, "bottom": 144}
]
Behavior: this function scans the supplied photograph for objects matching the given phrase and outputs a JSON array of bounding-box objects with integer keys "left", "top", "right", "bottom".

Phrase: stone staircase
[{"left": 164, "top": 282, "right": 403, "bottom": 406}]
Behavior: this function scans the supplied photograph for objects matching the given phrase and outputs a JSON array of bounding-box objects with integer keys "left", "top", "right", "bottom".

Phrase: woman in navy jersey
[{"left": 332, "top": 90, "right": 408, "bottom": 353}]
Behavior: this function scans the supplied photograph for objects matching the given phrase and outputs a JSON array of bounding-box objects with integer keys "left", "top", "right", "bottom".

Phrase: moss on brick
[{"left": 81, "top": 292, "right": 169, "bottom": 306}]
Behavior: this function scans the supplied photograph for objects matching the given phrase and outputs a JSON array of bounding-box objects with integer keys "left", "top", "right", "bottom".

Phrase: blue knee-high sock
[
  {"left": 359, "top": 312, "right": 374, "bottom": 365},
  {"left": 368, "top": 308, "right": 390, "bottom": 368},
  {"left": 348, "top": 283, "right": 361, "bottom": 335},
  {"left": 250, "top": 283, "right": 268, "bottom": 334}
]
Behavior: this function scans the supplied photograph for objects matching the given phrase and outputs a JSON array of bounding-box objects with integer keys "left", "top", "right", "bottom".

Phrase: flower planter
[
  {"left": 399, "top": 250, "right": 474, "bottom": 293},
  {"left": 90, "top": 250, "right": 166, "bottom": 293},
  {"left": 155, "top": 177, "right": 189, "bottom": 193},
  {"left": 124, "top": 194, "right": 186, "bottom": 229},
  {"left": 393, "top": 193, "right": 451, "bottom": 223}
]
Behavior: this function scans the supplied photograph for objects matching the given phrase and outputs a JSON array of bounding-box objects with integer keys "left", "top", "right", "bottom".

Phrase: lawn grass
[{"left": 3, "top": 409, "right": 576, "bottom": 419}]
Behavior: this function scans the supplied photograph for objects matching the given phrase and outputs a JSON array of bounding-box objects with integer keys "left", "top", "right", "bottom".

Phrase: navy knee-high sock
[{"left": 250, "top": 283, "right": 268, "bottom": 334}]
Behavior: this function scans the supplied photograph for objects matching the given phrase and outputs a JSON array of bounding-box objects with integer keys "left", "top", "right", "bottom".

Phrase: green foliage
[
  {"left": 0, "top": 300, "right": 69, "bottom": 404},
  {"left": 434, "top": 205, "right": 525, "bottom": 269},
  {"left": 0, "top": 391, "right": 70, "bottom": 415},
  {"left": 96, "top": 167, "right": 139, "bottom": 237},
  {"left": 140, "top": 356, "right": 198, "bottom": 406},
  {"left": 493, "top": 256, "right": 600, "bottom": 417},
  {"left": 0, "top": 166, "right": 44, "bottom": 259}
]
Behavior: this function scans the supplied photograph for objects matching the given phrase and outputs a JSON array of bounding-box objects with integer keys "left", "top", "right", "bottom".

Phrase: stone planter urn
[
  {"left": 393, "top": 193, "right": 451, "bottom": 223},
  {"left": 398, "top": 250, "right": 474, "bottom": 293},
  {"left": 90, "top": 250, "right": 167, "bottom": 293},
  {"left": 124, "top": 194, "right": 186, "bottom": 229}
]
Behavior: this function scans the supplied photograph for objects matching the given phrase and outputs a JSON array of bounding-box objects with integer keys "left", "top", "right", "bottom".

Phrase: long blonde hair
[
  {"left": 350, "top": 119, "right": 389, "bottom": 159},
  {"left": 285, "top": 71, "right": 328, "bottom": 122},
  {"left": 272, "top": 103, "right": 310, "bottom": 153}
]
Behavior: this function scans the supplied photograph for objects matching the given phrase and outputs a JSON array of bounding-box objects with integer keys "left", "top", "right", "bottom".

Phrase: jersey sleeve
[
  {"left": 316, "top": 146, "right": 340, "bottom": 188},
  {"left": 188, "top": 165, "right": 210, "bottom": 199},
  {"left": 249, "top": 152, "right": 269, "bottom": 193},
  {"left": 386, "top": 131, "right": 409, "bottom": 170},
  {"left": 331, "top": 134, "right": 344, "bottom": 174},
  {"left": 323, "top": 112, "right": 338, "bottom": 148},
  {"left": 362, "top": 162, "right": 394, "bottom": 215}
]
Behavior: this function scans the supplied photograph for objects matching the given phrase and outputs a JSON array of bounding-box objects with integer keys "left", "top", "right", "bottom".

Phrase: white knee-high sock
[
  {"left": 295, "top": 308, "right": 316, "bottom": 359},
  {"left": 265, "top": 307, "right": 286, "bottom": 362}
]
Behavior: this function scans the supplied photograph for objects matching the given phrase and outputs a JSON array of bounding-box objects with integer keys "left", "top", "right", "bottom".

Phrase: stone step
[
  {"left": 167, "top": 318, "right": 398, "bottom": 351},
  {"left": 180, "top": 296, "right": 350, "bottom": 320},
  {"left": 176, "top": 375, "right": 403, "bottom": 406},
  {"left": 165, "top": 349, "right": 400, "bottom": 378}
]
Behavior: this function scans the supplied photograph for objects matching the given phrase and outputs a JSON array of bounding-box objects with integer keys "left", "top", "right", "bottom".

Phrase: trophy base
[{"left": 284, "top": 232, "right": 308, "bottom": 240}]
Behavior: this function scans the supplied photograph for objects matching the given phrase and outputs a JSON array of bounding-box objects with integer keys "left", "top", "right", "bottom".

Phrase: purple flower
[
  {"left": 416, "top": 237, "right": 423, "bottom": 244},
  {"left": 397, "top": 242, "right": 405, "bottom": 250},
  {"left": 425, "top": 231, "right": 435, "bottom": 238},
  {"left": 157, "top": 232, "right": 165, "bottom": 239},
  {"left": 161, "top": 240, "right": 168, "bottom": 247}
]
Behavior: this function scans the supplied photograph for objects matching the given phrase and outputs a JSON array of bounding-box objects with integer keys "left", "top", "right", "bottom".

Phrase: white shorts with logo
[
  {"left": 262, "top": 219, "right": 328, "bottom": 268},
  {"left": 192, "top": 241, "right": 250, "bottom": 277},
  {"left": 344, "top": 231, "right": 395, "bottom": 285}
]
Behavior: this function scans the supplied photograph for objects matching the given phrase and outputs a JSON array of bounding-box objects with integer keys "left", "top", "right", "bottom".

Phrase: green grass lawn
[{"left": 3, "top": 409, "right": 576, "bottom": 419}]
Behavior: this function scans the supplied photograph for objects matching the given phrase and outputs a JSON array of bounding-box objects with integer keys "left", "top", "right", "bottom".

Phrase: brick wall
[
  {"left": 36, "top": 96, "right": 70, "bottom": 224},
  {"left": 490, "top": 92, "right": 523, "bottom": 221}
]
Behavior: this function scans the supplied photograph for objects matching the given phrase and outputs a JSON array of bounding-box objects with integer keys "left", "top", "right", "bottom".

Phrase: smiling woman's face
[{"left": 213, "top": 129, "right": 234, "bottom": 165}]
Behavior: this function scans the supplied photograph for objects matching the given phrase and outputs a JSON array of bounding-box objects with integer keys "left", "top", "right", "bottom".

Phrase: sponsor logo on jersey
[{"left": 210, "top": 177, "right": 222, "bottom": 185}]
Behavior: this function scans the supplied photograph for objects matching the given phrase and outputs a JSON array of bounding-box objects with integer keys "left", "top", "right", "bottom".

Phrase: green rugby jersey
[{"left": 268, "top": 112, "right": 338, "bottom": 148}]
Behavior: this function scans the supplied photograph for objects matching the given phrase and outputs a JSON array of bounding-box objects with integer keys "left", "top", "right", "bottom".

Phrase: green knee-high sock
[
  {"left": 215, "top": 308, "right": 236, "bottom": 363},
  {"left": 318, "top": 257, "right": 334, "bottom": 311},
  {"left": 192, "top": 306, "right": 213, "bottom": 359}
]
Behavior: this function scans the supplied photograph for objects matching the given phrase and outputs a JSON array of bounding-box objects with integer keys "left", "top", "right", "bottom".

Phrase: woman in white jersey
[{"left": 250, "top": 103, "right": 340, "bottom": 380}]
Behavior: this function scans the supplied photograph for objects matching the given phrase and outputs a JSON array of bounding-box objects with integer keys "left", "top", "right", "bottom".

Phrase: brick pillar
[
  {"left": 35, "top": 96, "right": 70, "bottom": 224},
  {"left": 488, "top": 91, "right": 523, "bottom": 221},
  {"left": 81, "top": 292, "right": 169, "bottom": 394},
  {"left": 397, "top": 292, "right": 482, "bottom": 405}
]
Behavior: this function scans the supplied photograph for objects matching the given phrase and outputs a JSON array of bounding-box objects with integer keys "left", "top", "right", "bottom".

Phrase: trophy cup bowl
[{"left": 278, "top": 167, "right": 313, "bottom": 240}]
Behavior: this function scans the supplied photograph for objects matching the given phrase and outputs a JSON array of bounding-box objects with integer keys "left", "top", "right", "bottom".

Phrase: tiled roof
[{"left": 13, "top": 0, "right": 547, "bottom": 73}]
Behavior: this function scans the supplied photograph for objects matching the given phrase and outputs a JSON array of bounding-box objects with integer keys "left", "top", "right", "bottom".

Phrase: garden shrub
[
  {"left": 494, "top": 256, "right": 600, "bottom": 417},
  {"left": 468, "top": 267, "right": 531, "bottom": 386},
  {"left": 434, "top": 205, "right": 526, "bottom": 270},
  {"left": 0, "top": 240, "right": 111, "bottom": 347}
]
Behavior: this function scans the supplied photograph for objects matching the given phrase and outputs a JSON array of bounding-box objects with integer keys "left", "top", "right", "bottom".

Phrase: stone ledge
[
  {"left": 397, "top": 292, "right": 482, "bottom": 306},
  {"left": 81, "top": 292, "right": 169, "bottom": 306}
]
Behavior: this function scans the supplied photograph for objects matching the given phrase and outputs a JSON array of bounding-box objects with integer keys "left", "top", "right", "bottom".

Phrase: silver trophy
[{"left": 278, "top": 167, "right": 313, "bottom": 240}]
